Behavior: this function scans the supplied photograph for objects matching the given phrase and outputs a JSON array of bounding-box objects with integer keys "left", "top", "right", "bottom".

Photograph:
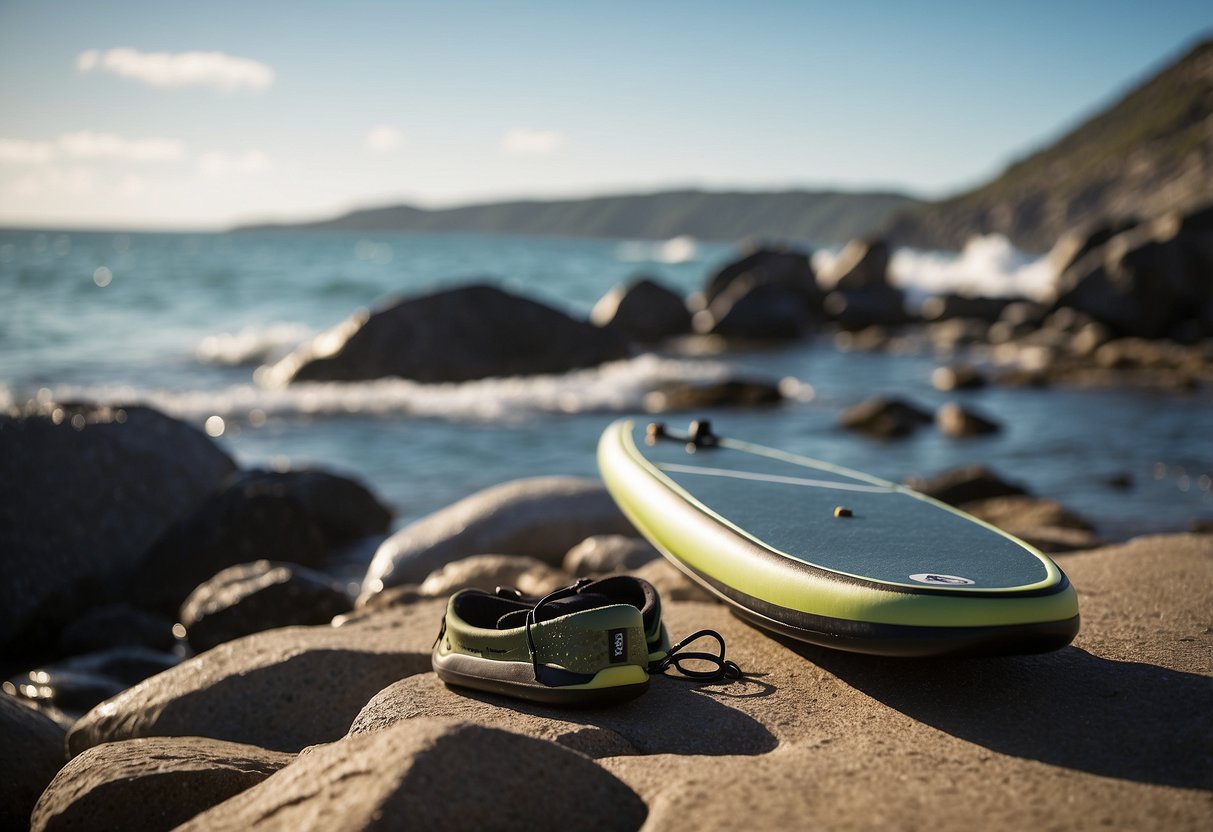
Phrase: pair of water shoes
[{"left": 432, "top": 575, "right": 741, "bottom": 705}]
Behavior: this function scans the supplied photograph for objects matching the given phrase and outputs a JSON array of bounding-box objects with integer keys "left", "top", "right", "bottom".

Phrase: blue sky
[{"left": 1, "top": 1, "right": 1210, "bottom": 229}]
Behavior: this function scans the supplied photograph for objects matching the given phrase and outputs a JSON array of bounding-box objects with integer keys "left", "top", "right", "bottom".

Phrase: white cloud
[
  {"left": 198, "top": 150, "right": 271, "bottom": 179},
  {"left": 76, "top": 47, "right": 274, "bottom": 93},
  {"left": 501, "top": 128, "right": 566, "bottom": 155},
  {"left": 9, "top": 167, "right": 97, "bottom": 197},
  {"left": 58, "top": 131, "right": 186, "bottom": 161},
  {"left": 0, "top": 138, "right": 55, "bottom": 164},
  {"left": 366, "top": 125, "right": 404, "bottom": 153}
]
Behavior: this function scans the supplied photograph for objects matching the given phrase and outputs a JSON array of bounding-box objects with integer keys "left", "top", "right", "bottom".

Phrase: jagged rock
[
  {"left": 67, "top": 599, "right": 445, "bottom": 755},
  {"left": 905, "top": 465, "right": 1028, "bottom": 505},
  {"left": 1049, "top": 216, "right": 1141, "bottom": 276},
  {"left": 180, "top": 561, "right": 352, "bottom": 653},
  {"left": 261, "top": 283, "right": 630, "bottom": 386},
  {"left": 130, "top": 471, "right": 331, "bottom": 614},
  {"left": 0, "top": 402, "right": 236, "bottom": 656},
  {"left": 8, "top": 648, "right": 182, "bottom": 715},
  {"left": 819, "top": 237, "right": 890, "bottom": 291},
  {"left": 0, "top": 694, "right": 67, "bottom": 830},
  {"left": 563, "top": 535, "right": 660, "bottom": 577},
  {"left": 839, "top": 396, "right": 934, "bottom": 438},
  {"left": 590, "top": 277, "right": 692, "bottom": 342},
  {"left": 58, "top": 604, "right": 176, "bottom": 655},
  {"left": 701, "top": 246, "right": 819, "bottom": 307},
  {"left": 179, "top": 719, "right": 648, "bottom": 832},
  {"left": 359, "top": 477, "right": 635, "bottom": 603},
  {"left": 644, "top": 378, "right": 783, "bottom": 411},
  {"left": 417, "top": 555, "right": 571, "bottom": 598},
  {"left": 931, "top": 364, "right": 987, "bottom": 391},
  {"left": 31, "top": 737, "right": 292, "bottom": 832},
  {"left": 936, "top": 402, "right": 1002, "bottom": 438},
  {"left": 696, "top": 281, "right": 815, "bottom": 339}
]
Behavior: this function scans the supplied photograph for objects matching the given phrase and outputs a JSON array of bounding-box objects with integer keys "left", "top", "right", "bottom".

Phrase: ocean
[{"left": 2, "top": 228, "right": 1210, "bottom": 542}]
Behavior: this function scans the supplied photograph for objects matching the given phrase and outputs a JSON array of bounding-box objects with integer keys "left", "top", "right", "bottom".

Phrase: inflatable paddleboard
[{"left": 598, "top": 419, "right": 1079, "bottom": 657}]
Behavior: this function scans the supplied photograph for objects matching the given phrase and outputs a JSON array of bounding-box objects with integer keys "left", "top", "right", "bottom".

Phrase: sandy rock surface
[{"left": 31, "top": 737, "right": 292, "bottom": 832}]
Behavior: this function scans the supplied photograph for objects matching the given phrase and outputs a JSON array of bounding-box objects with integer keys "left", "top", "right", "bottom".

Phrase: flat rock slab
[
  {"left": 0, "top": 694, "right": 67, "bottom": 831},
  {"left": 68, "top": 599, "right": 446, "bottom": 756},
  {"left": 31, "top": 736, "right": 292, "bottom": 832},
  {"left": 180, "top": 718, "right": 648, "bottom": 831}
]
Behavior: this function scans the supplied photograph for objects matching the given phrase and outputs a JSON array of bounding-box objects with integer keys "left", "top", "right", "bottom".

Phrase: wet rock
[
  {"left": 960, "top": 496, "right": 1097, "bottom": 553},
  {"left": 0, "top": 694, "right": 67, "bottom": 830},
  {"left": 591, "top": 277, "right": 692, "bottom": 342},
  {"left": 1069, "top": 321, "right": 1113, "bottom": 356},
  {"left": 417, "top": 555, "right": 571, "bottom": 598},
  {"left": 1105, "top": 472, "right": 1134, "bottom": 490},
  {"left": 131, "top": 471, "right": 330, "bottom": 614},
  {"left": 245, "top": 469, "right": 392, "bottom": 547},
  {"left": 181, "top": 719, "right": 648, "bottom": 832},
  {"left": 834, "top": 325, "right": 892, "bottom": 352},
  {"left": 31, "top": 737, "right": 292, "bottom": 832},
  {"left": 1191, "top": 519, "right": 1213, "bottom": 534},
  {"left": 180, "top": 561, "right": 352, "bottom": 653},
  {"left": 0, "top": 402, "right": 236, "bottom": 657},
  {"left": 701, "top": 246, "right": 818, "bottom": 307},
  {"left": 936, "top": 402, "right": 1002, "bottom": 438},
  {"left": 262, "top": 283, "right": 630, "bottom": 386},
  {"left": 905, "top": 465, "right": 1028, "bottom": 505},
  {"left": 926, "top": 318, "right": 990, "bottom": 349},
  {"left": 839, "top": 396, "right": 934, "bottom": 439},
  {"left": 819, "top": 238, "right": 890, "bottom": 291},
  {"left": 67, "top": 599, "right": 445, "bottom": 755},
  {"left": 359, "top": 477, "right": 635, "bottom": 603},
  {"left": 919, "top": 294, "right": 1018, "bottom": 323},
  {"left": 644, "top": 377, "right": 784, "bottom": 411},
  {"left": 822, "top": 287, "right": 909, "bottom": 330},
  {"left": 1049, "top": 216, "right": 1140, "bottom": 276},
  {"left": 998, "top": 301, "right": 1048, "bottom": 329},
  {"left": 563, "top": 535, "right": 660, "bottom": 577},
  {"left": 8, "top": 648, "right": 182, "bottom": 715},
  {"left": 696, "top": 281, "right": 815, "bottom": 339},
  {"left": 58, "top": 603, "right": 175, "bottom": 655},
  {"left": 931, "top": 364, "right": 987, "bottom": 391}
]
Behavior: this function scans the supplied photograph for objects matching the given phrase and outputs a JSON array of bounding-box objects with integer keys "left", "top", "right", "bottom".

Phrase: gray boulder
[
  {"left": 701, "top": 246, "right": 819, "bottom": 307},
  {"left": 905, "top": 465, "right": 1028, "bottom": 505},
  {"left": 590, "top": 277, "right": 692, "bottom": 342},
  {"left": 1049, "top": 215, "right": 1140, "bottom": 276},
  {"left": 0, "top": 694, "right": 67, "bottom": 830},
  {"left": 31, "top": 737, "right": 292, "bottom": 832},
  {"left": 58, "top": 604, "right": 175, "bottom": 655},
  {"left": 359, "top": 476, "right": 635, "bottom": 603},
  {"left": 644, "top": 377, "right": 784, "bottom": 411},
  {"left": 563, "top": 535, "right": 660, "bottom": 577},
  {"left": 67, "top": 599, "right": 444, "bottom": 756},
  {"left": 0, "top": 402, "right": 236, "bottom": 657},
  {"left": 919, "top": 294, "right": 1018, "bottom": 323},
  {"left": 261, "top": 283, "right": 630, "bottom": 386},
  {"left": 936, "top": 402, "right": 1002, "bottom": 438},
  {"left": 180, "top": 719, "right": 648, "bottom": 832},
  {"left": 819, "top": 237, "right": 891, "bottom": 291},
  {"left": 697, "top": 281, "right": 815, "bottom": 339},
  {"left": 839, "top": 396, "right": 934, "bottom": 439},
  {"left": 180, "top": 561, "right": 352, "bottom": 653}
]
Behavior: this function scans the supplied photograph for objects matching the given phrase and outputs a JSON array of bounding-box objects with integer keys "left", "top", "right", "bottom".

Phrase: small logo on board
[
  {"left": 608, "top": 628, "right": 628, "bottom": 663},
  {"left": 910, "top": 573, "right": 976, "bottom": 586}
]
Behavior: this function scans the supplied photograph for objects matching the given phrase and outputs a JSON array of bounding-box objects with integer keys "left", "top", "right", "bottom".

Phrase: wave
[
  {"left": 195, "top": 323, "right": 315, "bottom": 366},
  {"left": 615, "top": 236, "right": 699, "bottom": 264},
  {"left": 18, "top": 354, "right": 753, "bottom": 424}
]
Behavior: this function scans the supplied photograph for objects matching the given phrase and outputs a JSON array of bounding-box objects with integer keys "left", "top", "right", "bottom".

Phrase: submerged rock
[
  {"left": 960, "top": 495, "right": 1098, "bottom": 552},
  {"left": 644, "top": 377, "right": 784, "bottom": 411},
  {"left": 0, "top": 402, "right": 236, "bottom": 656},
  {"left": 0, "top": 694, "right": 67, "bottom": 830},
  {"left": 31, "top": 737, "right": 292, "bottom": 832},
  {"left": 936, "top": 402, "right": 1002, "bottom": 438},
  {"left": 180, "top": 561, "right": 352, "bottom": 653},
  {"left": 591, "top": 277, "right": 692, "bottom": 342},
  {"left": 905, "top": 465, "right": 1028, "bottom": 505},
  {"left": 262, "top": 283, "right": 630, "bottom": 385},
  {"left": 359, "top": 476, "right": 635, "bottom": 603},
  {"left": 931, "top": 364, "right": 987, "bottom": 391},
  {"left": 838, "top": 396, "right": 934, "bottom": 439},
  {"left": 180, "top": 719, "right": 648, "bottom": 832}
]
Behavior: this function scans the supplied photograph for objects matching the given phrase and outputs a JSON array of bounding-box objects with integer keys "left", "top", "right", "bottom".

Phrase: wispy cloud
[
  {"left": 59, "top": 131, "right": 186, "bottom": 161},
  {"left": 501, "top": 128, "right": 566, "bottom": 155},
  {"left": 197, "top": 150, "right": 271, "bottom": 179},
  {"left": 366, "top": 125, "right": 404, "bottom": 153},
  {"left": 0, "top": 139, "right": 56, "bottom": 164},
  {"left": 76, "top": 48, "right": 274, "bottom": 93}
]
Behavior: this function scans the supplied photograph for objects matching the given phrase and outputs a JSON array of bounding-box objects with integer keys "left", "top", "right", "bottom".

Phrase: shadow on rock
[{"left": 790, "top": 641, "right": 1212, "bottom": 791}]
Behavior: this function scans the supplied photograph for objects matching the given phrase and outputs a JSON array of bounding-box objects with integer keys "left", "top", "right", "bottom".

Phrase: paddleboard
[{"left": 597, "top": 418, "right": 1079, "bottom": 657}]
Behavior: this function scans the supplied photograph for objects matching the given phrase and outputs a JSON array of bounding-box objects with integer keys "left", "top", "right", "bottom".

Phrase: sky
[{"left": 1, "top": 1, "right": 1210, "bottom": 230}]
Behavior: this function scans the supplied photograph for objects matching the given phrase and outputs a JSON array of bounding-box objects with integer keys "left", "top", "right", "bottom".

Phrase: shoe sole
[{"left": 433, "top": 650, "right": 650, "bottom": 706}]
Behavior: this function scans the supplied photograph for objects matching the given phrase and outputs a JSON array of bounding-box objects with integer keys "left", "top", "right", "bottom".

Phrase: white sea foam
[
  {"left": 813, "top": 234, "right": 1055, "bottom": 301},
  {"left": 31, "top": 354, "right": 738, "bottom": 424},
  {"left": 195, "top": 323, "right": 315, "bottom": 366},
  {"left": 616, "top": 235, "right": 699, "bottom": 264}
]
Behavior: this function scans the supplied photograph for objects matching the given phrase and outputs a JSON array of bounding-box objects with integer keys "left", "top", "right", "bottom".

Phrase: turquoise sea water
[{"left": 2, "top": 228, "right": 1210, "bottom": 540}]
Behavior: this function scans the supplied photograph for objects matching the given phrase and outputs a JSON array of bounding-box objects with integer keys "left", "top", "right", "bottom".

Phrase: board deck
[{"left": 598, "top": 419, "right": 1080, "bottom": 657}]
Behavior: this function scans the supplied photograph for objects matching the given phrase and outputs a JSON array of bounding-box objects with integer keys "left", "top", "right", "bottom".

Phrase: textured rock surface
[
  {"left": 960, "top": 495, "right": 1099, "bottom": 553},
  {"left": 905, "top": 464, "right": 1029, "bottom": 505},
  {"left": 700, "top": 246, "right": 818, "bottom": 307},
  {"left": 0, "top": 402, "right": 236, "bottom": 654},
  {"left": 838, "top": 396, "right": 934, "bottom": 438},
  {"left": 563, "top": 535, "right": 660, "bottom": 577},
  {"left": 417, "top": 554, "right": 571, "bottom": 598},
  {"left": 262, "top": 283, "right": 630, "bottom": 385},
  {"left": 359, "top": 477, "right": 635, "bottom": 601},
  {"left": 31, "top": 737, "right": 292, "bottom": 832},
  {"left": 180, "top": 719, "right": 648, "bottom": 831},
  {"left": 67, "top": 600, "right": 445, "bottom": 755},
  {"left": 7, "top": 648, "right": 181, "bottom": 716},
  {"left": 0, "top": 694, "right": 67, "bottom": 831},
  {"left": 590, "top": 277, "right": 691, "bottom": 342},
  {"left": 180, "top": 561, "right": 352, "bottom": 653}
]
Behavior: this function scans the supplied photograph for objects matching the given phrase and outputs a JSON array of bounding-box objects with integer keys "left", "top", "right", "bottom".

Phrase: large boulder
[
  {"left": 700, "top": 246, "right": 819, "bottom": 308},
  {"left": 590, "top": 277, "right": 692, "bottom": 342},
  {"left": 67, "top": 599, "right": 444, "bottom": 756},
  {"left": 180, "top": 561, "right": 352, "bottom": 653},
  {"left": 0, "top": 402, "right": 236, "bottom": 656},
  {"left": 695, "top": 281, "right": 815, "bottom": 339},
  {"left": 179, "top": 719, "right": 648, "bottom": 832},
  {"left": 1053, "top": 203, "right": 1213, "bottom": 338},
  {"left": 246, "top": 469, "right": 393, "bottom": 547},
  {"left": 31, "top": 737, "right": 292, "bottom": 832},
  {"left": 1049, "top": 215, "right": 1141, "bottom": 277},
  {"left": 838, "top": 396, "right": 934, "bottom": 439},
  {"left": 643, "top": 377, "right": 784, "bottom": 411},
  {"left": 57, "top": 604, "right": 175, "bottom": 655},
  {"left": 260, "top": 283, "right": 630, "bottom": 386},
  {"left": 358, "top": 477, "right": 636, "bottom": 603},
  {"left": 0, "top": 694, "right": 67, "bottom": 830},
  {"left": 818, "top": 237, "right": 891, "bottom": 291},
  {"left": 563, "top": 535, "right": 660, "bottom": 577}
]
